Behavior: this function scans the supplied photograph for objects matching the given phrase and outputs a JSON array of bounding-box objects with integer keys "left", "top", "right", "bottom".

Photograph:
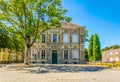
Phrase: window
[
  {"left": 32, "top": 50, "right": 36, "bottom": 59},
  {"left": 42, "top": 34, "right": 46, "bottom": 43},
  {"left": 72, "top": 50, "right": 79, "bottom": 59},
  {"left": 63, "top": 34, "right": 69, "bottom": 43},
  {"left": 116, "top": 57, "right": 119, "bottom": 61},
  {"left": 41, "top": 50, "right": 45, "bottom": 59},
  {"left": 32, "top": 38, "right": 36, "bottom": 43},
  {"left": 110, "top": 52, "right": 112, "bottom": 56},
  {"left": 72, "top": 34, "right": 78, "bottom": 43},
  {"left": 32, "top": 54, "right": 36, "bottom": 59},
  {"left": 64, "top": 50, "right": 68, "bottom": 59},
  {"left": 53, "top": 34, "right": 57, "bottom": 43},
  {"left": 116, "top": 51, "right": 119, "bottom": 54},
  {"left": 110, "top": 57, "right": 113, "bottom": 62}
]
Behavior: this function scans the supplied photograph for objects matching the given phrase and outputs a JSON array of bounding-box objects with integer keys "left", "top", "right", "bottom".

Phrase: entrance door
[{"left": 52, "top": 50, "right": 57, "bottom": 64}]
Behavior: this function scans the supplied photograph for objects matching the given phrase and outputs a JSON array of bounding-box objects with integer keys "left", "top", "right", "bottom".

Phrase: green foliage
[
  {"left": 0, "top": 24, "right": 9, "bottom": 49},
  {"left": 88, "top": 34, "right": 101, "bottom": 61},
  {"left": 84, "top": 48, "right": 89, "bottom": 61},
  {"left": 88, "top": 35, "right": 93, "bottom": 61},
  {"left": 102, "top": 45, "right": 120, "bottom": 51},
  {"left": 0, "top": 23, "right": 24, "bottom": 52},
  {"left": 93, "top": 34, "right": 101, "bottom": 60},
  {"left": 0, "top": 0, "right": 71, "bottom": 42},
  {"left": 0, "top": 0, "right": 71, "bottom": 64},
  {"left": 84, "top": 30, "right": 89, "bottom": 42}
]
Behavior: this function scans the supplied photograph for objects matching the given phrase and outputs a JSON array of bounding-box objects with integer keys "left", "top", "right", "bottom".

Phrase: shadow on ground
[{"left": 4, "top": 64, "right": 110, "bottom": 74}]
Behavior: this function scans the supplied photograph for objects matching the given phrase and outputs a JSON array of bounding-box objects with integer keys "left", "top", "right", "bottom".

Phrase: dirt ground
[{"left": 0, "top": 64, "right": 120, "bottom": 82}]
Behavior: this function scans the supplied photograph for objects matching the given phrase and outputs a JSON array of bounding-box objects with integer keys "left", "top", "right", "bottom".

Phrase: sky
[{"left": 61, "top": 0, "right": 120, "bottom": 49}]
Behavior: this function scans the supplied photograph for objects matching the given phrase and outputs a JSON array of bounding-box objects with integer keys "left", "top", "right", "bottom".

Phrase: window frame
[
  {"left": 52, "top": 34, "right": 57, "bottom": 43},
  {"left": 41, "top": 34, "right": 46, "bottom": 43},
  {"left": 72, "top": 50, "right": 79, "bottom": 59},
  {"left": 63, "top": 33, "right": 70, "bottom": 43},
  {"left": 41, "top": 50, "right": 45, "bottom": 59},
  {"left": 64, "top": 50, "right": 69, "bottom": 60},
  {"left": 72, "top": 34, "right": 78, "bottom": 43}
]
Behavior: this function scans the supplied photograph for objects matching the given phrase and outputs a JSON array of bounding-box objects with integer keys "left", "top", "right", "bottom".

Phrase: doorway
[{"left": 52, "top": 50, "right": 57, "bottom": 64}]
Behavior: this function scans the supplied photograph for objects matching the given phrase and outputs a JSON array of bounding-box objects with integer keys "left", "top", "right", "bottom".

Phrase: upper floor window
[
  {"left": 72, "top": 50, "right": 79, "bottom": 59},
  {"left": 72, "top": 34, "right": 78, "bottom": 43},
  {"left": 53, "top": 34, "right": 57, "bottom": 43},
  {"left": 63, "top": 34, "right": 69, "bottom": 43},
  {"left": 41, "top": 50, "right": 45, "bottom": 59},
  {"left": 42, "top": 34, "right": 46, "bottom": 43},
  {"left": 64, "top": 50, "right": 68, "bottom": 59}
]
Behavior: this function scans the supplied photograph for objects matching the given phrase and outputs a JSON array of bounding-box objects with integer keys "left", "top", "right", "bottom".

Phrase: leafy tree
[
  {"left": 102, "top": 45, "right": 120, "bottom": 51},
  {"left": 84, "top": 48, "right": 89, "bottom": 61},
  {"left": 84, "top": 30, "right": 89, "bottom": 42},
  {"left": 0, "top": 23, "right": 9, "bottom": 49},
  {"left": 88, "top": 34, "right": 101, "bottom": 61},
  {"left": 93, "top": 34, "right": 101, "bottom": 60},
  {"left": 88, "top": 35, "right": 93, "bottom": 61},
  {"left": 0, "top": 0, "right": 71, "bottom": 64}
]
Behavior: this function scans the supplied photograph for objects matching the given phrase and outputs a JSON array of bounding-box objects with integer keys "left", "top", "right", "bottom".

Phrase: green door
[{"left": 52, "top": 50, "right": 57, "bottom": 64}]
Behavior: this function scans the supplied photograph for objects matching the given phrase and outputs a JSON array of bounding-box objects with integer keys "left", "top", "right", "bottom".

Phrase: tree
[
  {"left": 84, "top": 30, "right": 89, "bottom": 42},
  {"left": 102, "top": 45, "right": 120, "bottom": 51},
  {"left": 88, "top": 35, "right": 93, "bottom": 61},
  {"left": 84, "top": 48, "right": 89, "bottom": 61},
  {"left": 0, "top": 0, "right": 71, "bottom": 64},
  {"left": 93, "top": 34, "right": 101, "bottom": 60},
  {"left": 0, "top": 23, "right": 9, "bottom": 49}
]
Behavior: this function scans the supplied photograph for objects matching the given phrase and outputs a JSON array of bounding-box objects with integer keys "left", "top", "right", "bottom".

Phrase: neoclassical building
[
  {"left": 102, "top": 48, "right": 120, "bottom": 62},
  {"left": 29, "top": 22, "right": 85, "bottom": 64}
]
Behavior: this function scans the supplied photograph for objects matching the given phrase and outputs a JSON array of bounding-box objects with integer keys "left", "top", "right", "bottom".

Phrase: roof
[{"left": 61, "top": 22, "right": 85, "bottom": 29}]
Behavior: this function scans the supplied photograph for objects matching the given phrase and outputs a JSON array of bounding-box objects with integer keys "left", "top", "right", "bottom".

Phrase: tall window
[
  {"left": 41, "top": 50, "right": 45, "bottom": 59},
  {"left": 53, "top": 34, "right": 57, "bottom": 43},
  {"left": 63, "top": 34, "right": 69, "bottom": 43},
  {"left": 32, "top": 50, "right": 36, "bottom": 59},
  {"left": 33, "top": 54, "right": 37, "bottom": 59},
  {"left": 32, "top": 38, "right": 36, "bottom": 43},
  {"left": 72, "top": 34, "right": 78, "bottom": 43},
  {"left": 64, "top": 50, "right": 68, "bottom": 59},
  {"left": 110, "top": 52, "right": 112, "bottom": 56},
  {"left": 72, "top": 50, "right": 79, "bottom": 59},
  {"left": 42, "top": 34, "right": 46, "bottom": 43}
]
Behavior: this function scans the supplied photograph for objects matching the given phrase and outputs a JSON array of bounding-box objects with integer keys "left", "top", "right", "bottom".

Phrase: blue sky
[{"left": 62, "top": 0, "right": 120, "bottom": 48}]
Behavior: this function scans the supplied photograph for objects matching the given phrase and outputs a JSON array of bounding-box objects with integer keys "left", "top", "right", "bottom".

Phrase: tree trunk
[
  {"left": 24, "top": 45, "right": 30, "bottom": 65},
  {"left": 24, "top": 36, "right": 31, "bottom": 65}
]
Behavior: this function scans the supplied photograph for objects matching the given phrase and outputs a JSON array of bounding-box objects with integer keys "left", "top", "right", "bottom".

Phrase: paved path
[{"left": 0, "top": 64, "right": 120, "bottom": 82}]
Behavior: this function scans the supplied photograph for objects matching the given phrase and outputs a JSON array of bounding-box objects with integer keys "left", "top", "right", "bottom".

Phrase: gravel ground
[{"left": 0, "top": 64, "right": 120, "bottom": 82}]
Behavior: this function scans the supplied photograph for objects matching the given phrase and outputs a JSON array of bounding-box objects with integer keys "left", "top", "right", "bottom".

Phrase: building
[
  {"left": 0, "top": 48, "right": 24, "bottom": 63},
  {"left": 29, "top": 22, "right": 85, "bottom": 64},
  {"left": 102, "top": 48, "right": 120, "bottom": 62}
]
